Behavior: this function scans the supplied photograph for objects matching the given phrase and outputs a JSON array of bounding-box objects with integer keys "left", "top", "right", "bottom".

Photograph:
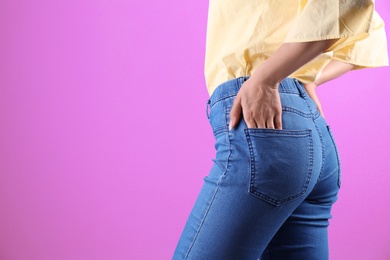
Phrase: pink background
[{"left": 0, "top": 1, "right": 389, "bottom": 259}]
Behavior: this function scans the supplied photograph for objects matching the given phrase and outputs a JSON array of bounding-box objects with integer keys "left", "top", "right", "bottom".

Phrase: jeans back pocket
[{"left": 244, "top": 129, "right": 314, "bottom": 206}]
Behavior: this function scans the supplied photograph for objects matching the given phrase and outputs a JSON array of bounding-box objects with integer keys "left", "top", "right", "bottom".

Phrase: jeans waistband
[{"left": 208, "top": 77, "right": 307, "bottom": 107}]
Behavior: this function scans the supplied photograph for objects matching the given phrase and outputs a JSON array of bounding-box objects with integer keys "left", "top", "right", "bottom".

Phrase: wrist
[{"left": 251, "top": 66, "right": 282, "bottom": 89}]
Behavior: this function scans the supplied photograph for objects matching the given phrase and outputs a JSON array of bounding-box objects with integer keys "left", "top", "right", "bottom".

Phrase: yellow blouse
[{"left": 204, "top": 0, "right": 388, "bottom": 96}]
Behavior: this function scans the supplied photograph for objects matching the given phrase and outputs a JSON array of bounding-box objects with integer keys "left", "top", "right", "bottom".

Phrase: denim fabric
[{"left": 173, "top": 77, "right": 341, "bottom": 260}]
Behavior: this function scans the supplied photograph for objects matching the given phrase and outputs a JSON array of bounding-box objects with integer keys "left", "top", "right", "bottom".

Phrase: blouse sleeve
[
  {"left": 285, "top": 0, "right": 375, "bottom": 50},
  {"left": 331, "top": 11, "right": 389, "bottom": 69}
]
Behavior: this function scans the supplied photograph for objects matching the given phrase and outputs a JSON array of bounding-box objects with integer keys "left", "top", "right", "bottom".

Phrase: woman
[{"left": 174, "top": 1, "right": 388, "bottom": 259}]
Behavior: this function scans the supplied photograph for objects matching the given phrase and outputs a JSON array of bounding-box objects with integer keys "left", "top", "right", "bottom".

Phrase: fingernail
[{"left": 229, "top": 122, "right": 232, "bottom": 130}]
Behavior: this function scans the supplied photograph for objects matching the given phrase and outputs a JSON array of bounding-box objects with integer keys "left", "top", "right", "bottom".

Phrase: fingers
[
  {"left": 262, "top": 109, "right": 282, "bottom": 129},
  {"left": 230, "top": 103, "right": 282, "bottom": 130},
  {"left": 229, "top": 96, "right": 242, "bottom": 130},
  {"left": 249, "top": 114, "right": 281, "bottom": 129},
  {"left": 244, "top": 110, "right": 258, "bottom": 128},
  {"left": 229, "top": 83, "right": 283, "bottom": 130},
  {"left": 265, "top": 120, "right": 274, "bottom": 129},
  {"left": 274, "top": 112, "right": 282, "bottom": 129}
]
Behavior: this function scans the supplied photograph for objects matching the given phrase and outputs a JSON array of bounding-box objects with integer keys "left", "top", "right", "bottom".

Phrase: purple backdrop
[{"left": 0, "top": 1, "right": 389, "bottom": 259}]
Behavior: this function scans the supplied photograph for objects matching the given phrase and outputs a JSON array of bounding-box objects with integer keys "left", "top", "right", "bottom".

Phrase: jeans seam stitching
[
  {"left": 282, "top": 106, "right": 312, "bottom": 118},
  {"left": 183, "top": 185, "right": 221, "bottom": 259},
  {"left": 303, "top": 96, "right": 325, "bottom": 182},
  {"left": 315, "top": 122, "right": 325, "bottom": 181},
  {"left": 210, "top": 94, "right": 236, "bottom": 107},
  {"left": 184, "top": 100, "right": 233, "bottom": 259},
  {"left": 327, "top": 126, "right": 341, "bottom": 188}
]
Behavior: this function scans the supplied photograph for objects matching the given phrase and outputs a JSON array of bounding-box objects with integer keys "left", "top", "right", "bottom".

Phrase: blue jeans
[{"left": 173, "top": 77, "right": 341, "bottom": 260}]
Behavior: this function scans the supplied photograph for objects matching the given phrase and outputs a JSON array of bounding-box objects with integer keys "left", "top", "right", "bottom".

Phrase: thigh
[{"left": 260, "top": 200, "right": 332, "bottom": 260}]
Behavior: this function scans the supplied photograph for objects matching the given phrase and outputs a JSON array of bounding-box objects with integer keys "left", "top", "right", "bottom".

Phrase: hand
[
  {"left": 303, "top": 82, "right": 325, "bottom": 118},
  {"left": 227, "top": 39, "right": 337, "bottom": 130},
  {"left": 229, "top": 77, "right": 282, "bottom": 130}
]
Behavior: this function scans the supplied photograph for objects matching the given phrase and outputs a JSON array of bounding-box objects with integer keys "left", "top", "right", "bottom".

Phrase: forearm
[
  {"left": 251, "top": 39, "right": 338, "bottom": 87},
  {"left": 314, "top": 60, "right": 355, "bottom": 86}
]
